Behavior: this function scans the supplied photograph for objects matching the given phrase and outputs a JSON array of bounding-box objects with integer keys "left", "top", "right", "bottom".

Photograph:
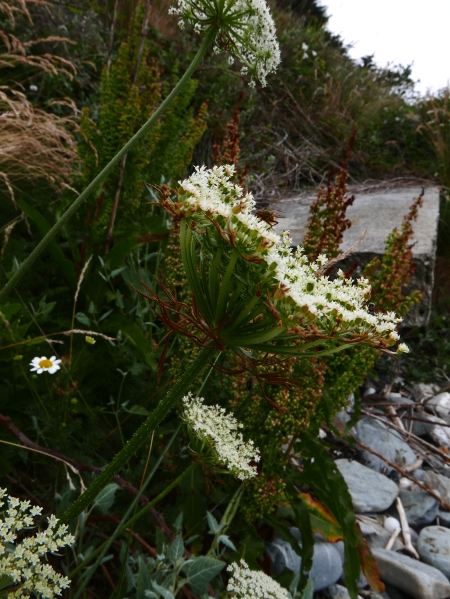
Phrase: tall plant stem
[
  {"left": 60, "top": 346, "right": 219, "bottom": 525},
  {"left": 69, "top": 460, "right": 198, "bottom": 582},
  {"left": 0, "top": 25, "right": 218, "bottom": 303}
]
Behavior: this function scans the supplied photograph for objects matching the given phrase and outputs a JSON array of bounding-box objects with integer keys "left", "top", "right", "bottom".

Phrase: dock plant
[{"left": 0, "top": 1, "right": 414, "bottom": 597}]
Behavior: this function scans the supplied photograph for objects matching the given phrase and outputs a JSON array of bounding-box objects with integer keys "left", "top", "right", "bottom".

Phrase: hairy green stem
[
  {"left": 69, "top": 461, "right": 198, "bottom": 580},
  {"left": 0, "top": 25, "right": 218, "bottom": 303},
  {"left": 72, "top": 424, "right": 183, "bottom": 597},
  {"left": 60, "top": 346, "right": 218, "bottom": 525}
]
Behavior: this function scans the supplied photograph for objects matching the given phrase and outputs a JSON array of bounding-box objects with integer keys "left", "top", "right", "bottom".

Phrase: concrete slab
[{"left": 272, "top": 185, "right": 440, "bottom": 326}]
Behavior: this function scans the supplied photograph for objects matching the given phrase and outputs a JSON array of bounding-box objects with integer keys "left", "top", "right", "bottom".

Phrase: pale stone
[
  {"left": 418, "top": 526, "right": 450, "bottom": 578},
  {"left": 335, "top": 459, "right": 398, "bottom": 513},
  {"left": 424, "top": 471, "right": 450, "bottom": 504},
  {"left": 372, "top": 548, "right": 450, "bottom": 599},
  {"left": 273, "top": 185, "right": 440, "bottom": 326}
]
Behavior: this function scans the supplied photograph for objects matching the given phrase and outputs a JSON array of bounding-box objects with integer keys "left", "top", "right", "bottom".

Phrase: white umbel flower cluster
[
  {"left": 0, "top": 489, "right": 74, "bottom": 598},
  {"left": 168, "top": 0, "right": 280, "bottom": 87},
  {"left": 227, "top": 560, "right": 290, "bottom": 598},
  {"left": 182, "top": 393, "right": 260, "bottom": 480},
  {"left": 173, "top": 164, "right": 407, "bottom": 351}
]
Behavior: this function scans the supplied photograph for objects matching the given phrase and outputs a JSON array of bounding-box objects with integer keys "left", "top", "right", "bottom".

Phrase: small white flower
[
  {"left": 30, "top": 356, "right": 61, "bottom": 374},
  {"left": 169, "top": 0, "right": 280, "bottom": 87},
  {"left": 397, "top": 342, "right": 410, "bottom": 354},
  {"left": 227, "top": 559, "right": 290, "bottom": 598},
  {"left": 0, "top": 488, "right": 74, "bottom": 598},
  {"left": 182, "top": 393, "right": 260, "bottom": 480},
  {"left": 85, "top": 335, "right": 96, "bottom": 345},
  {"left": 161, "top": 165, "right": 407, "bottom": 351},
  {"left": 29, "top": 85, "right": 38, "bottom": 92}
]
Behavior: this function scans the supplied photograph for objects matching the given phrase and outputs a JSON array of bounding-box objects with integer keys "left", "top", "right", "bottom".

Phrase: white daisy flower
[{"left": 30, "top": 356, "right": 61, "bottom": 375}]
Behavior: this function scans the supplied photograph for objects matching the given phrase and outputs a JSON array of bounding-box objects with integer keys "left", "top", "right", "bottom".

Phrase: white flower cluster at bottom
[
  {"left": 182, "top": 393, "right": 260, "bottom": 480},
  {"left": 227, "top": 559, "right": 290, "bottom": 598},
  {"left": 0, "top": 489, "right": 74, "bottom": 598}
]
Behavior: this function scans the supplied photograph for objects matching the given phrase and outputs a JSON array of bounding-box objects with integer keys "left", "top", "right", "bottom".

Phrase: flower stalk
[
  {"left": 0, "top": 25, "right": 218, "bottom": 303},
  {"left": 68, "top": 461, "right": 198, "bottom": 581},
  {"left": 60, "top": 346, "right": 218, "bottom": 525}
]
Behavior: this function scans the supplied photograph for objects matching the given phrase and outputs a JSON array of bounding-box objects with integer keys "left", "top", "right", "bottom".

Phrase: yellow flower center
[{"left": 38, "top": 359, "right": 53, "bottom": 368}]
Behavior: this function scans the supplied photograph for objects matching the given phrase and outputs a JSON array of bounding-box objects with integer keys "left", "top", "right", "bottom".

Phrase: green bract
[
  {"left": 169, "top": 0, "right": 281, "bottom": 87},
  {"left": 158, "top": 165, "right": 408, "bottom": 358}
]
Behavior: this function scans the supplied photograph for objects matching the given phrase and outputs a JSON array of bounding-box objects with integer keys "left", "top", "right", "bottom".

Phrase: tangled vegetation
[{"left": 0, "top": 0, "right": 447, "bottom": 597}]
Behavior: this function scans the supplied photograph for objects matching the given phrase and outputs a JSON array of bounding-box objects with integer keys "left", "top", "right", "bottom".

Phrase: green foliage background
[{"left": 0, "top": 0, "right": 448, "bottom": 597}]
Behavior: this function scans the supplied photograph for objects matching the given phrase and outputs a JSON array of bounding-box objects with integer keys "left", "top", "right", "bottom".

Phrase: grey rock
[
  {"left": 364, "top": 386, "right": 377, "bottom": 397},
  {"left": 372, "top": 548, "right": 450, "bottom": 599},
  {"left": 412, "top": 413, "right": 450, "bottom": 448},
  {"left": 355, "top": 418, "right": 417, "bottom": 474},
  {"left": 370, "top": 593, "right": 396, "bottom": 599},
  {"left": 411, "top": 413, "right": 437, "bottom": 437},
  {"left": 439, "top": 511, "right": 450, "bottom": 528},
  {"left": 265, "top": 529, "right": 342, "bottom": 591},
  {"left": 418, "top": 526, "right": 450, "bottom": 578},
  {"left": 334, "top": 541, "right": 368, "bottom": 588},
  {"left": 427, "top": 393, "right": 450, "bottom": 417},
  {"left": 328, "top": 584, "right": 363, "bottom": 599},
  {"left": 356, "top": 517, "right": 403, "bottom": 551},
  {"left": 430, "top": 421, "right": 450, "bottom": 449},
  {"left": 424, "top": 471, "right": 450, "bottom": 504},
  {"left": 414, "top": 468, "right": 425, "bottom": 482},
  {"left": 274, "top": 185, "right": 439, "bottom": 326},
  {"left": 383, "top": 586, "right": 407, "bottom": 599},
  {"left": 336, "top": 459, "right": 399, "bottom": 513},
  {"left": 395, "top": 490, "right": 439, "bottom": 528},
  {"left": 334, "top": 409, "right": 351, "bottom": 426},
  {"left": 387, "top": 392, "right": 414, "bottom": 406},
  {"left": 413, "top": 383, "right": 440, "bottom": 401}
]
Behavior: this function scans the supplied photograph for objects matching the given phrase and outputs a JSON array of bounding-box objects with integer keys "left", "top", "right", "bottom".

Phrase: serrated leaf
[
  {"left": 241, "top": 533, "right": 264, "bottom": 569},
  {"left": 126, "top": 405, "right": 151, "bottom": 416},
  {"left": 292, "top": 433, "right": 360, "bottom": 599},
  {"left": 137, "top": 556, "right": 152, "bottom": 599},
  {"left": 151, "top": 581, "right": 175, "bottom": 599},
  {"left": 355, "top": 525, "right": 385, "bottom": 593},
  {"left": 290, "top": 571, "right": 300, "bottom": 597},
  {"left": 173, "top": 512, "right": 183, "bottom": 534},
  {"left": 219, "top": 485, "right": 244, "bottom": 533},
  {"left": 16, "top": 198, "right": 76, "bottom": 288},
  {"left": 168, "top": 536, "right": 184, "bottom": 565},
  {"left": 93, "top": 483, "right": 120, "bottom": 515},
  {"left": 75, "top": 312, "right": 90, "bottom": 327},
  {"left": 187, "top": 557, "right": 225, "bottom": 595},
  {"left": 345, "top": 390, "right": 361, "bottom": 438},
  {"left": 217, "top": 535, "right": 237, "bottom": 552},
  {"left": 300, "top": 493, "right": 343, "bottom": 543},
  {"left": 1, "top": 303, "right": 21, "bottom": 320},
  {"left": 111, "top": 266, "right": 127, "bottom": 278},
  {"left": 99, "top": 309, "right": 113, "bottom": 322},
  {"left": 275, "top": 489, "right": 314, "bottom": 594},
  {"left": 206, "top": 511, "right": 221, "bottom": 535},
  {"left": 126, "top": 562, "right": 136, "bottom": 592},
  {"left": 299, "top": 579, "right": 315, "bottom": 599}
]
